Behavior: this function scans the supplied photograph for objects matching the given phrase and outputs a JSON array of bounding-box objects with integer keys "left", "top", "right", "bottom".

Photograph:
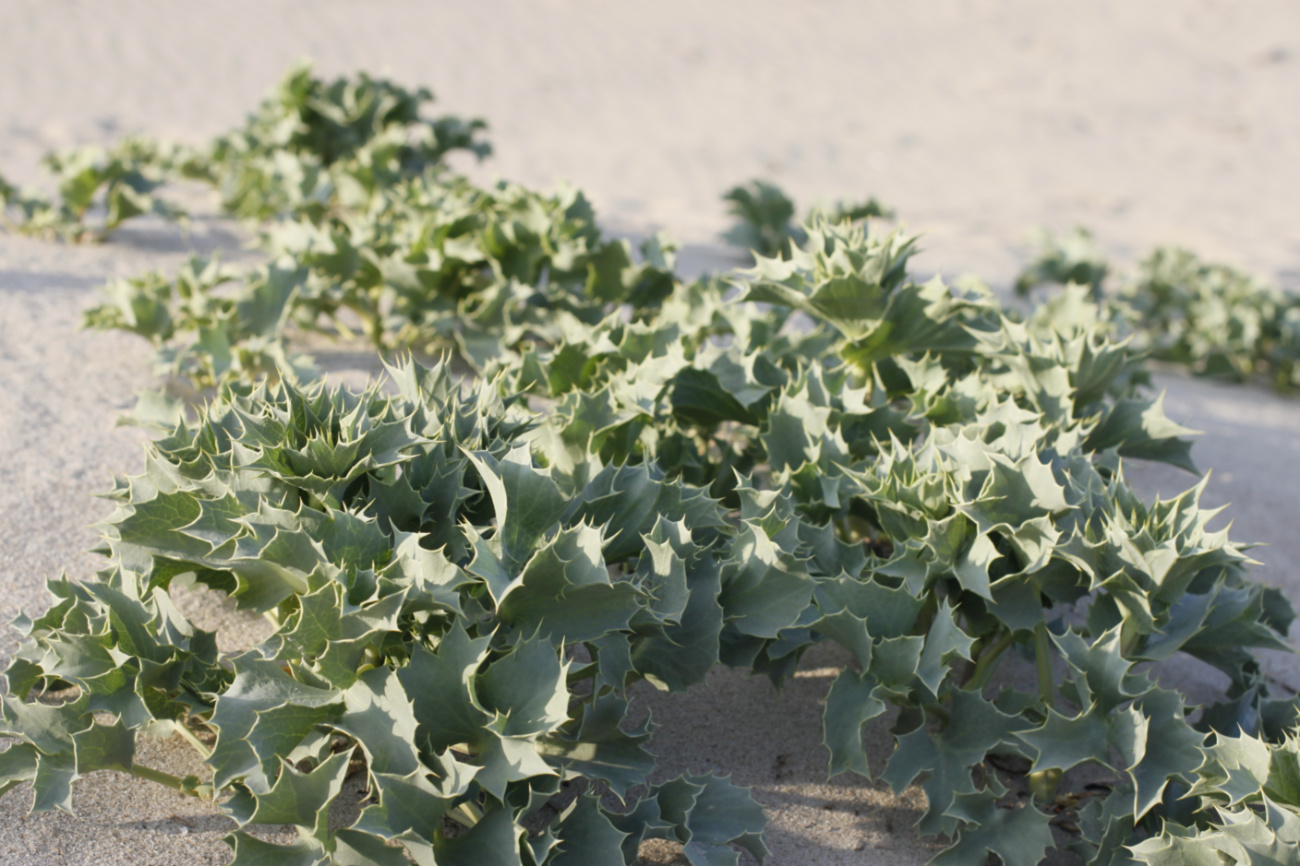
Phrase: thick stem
[
  {"left": 965, "top": 629, "right": 1015, "bottom": 691},
  {"left": 175, "top": 721, "right": 212, "bottom": 760},
  {"left": 924, "top": 702, "right": 952, "bottom": 727},
  {"left": 447, "top": 802, "right": 483, "bottom": 828},
  {"left": 130, "top": 763, "right": 198, "bottom": 796},
  {"left": 1034, "top": 621, "right": 1056, "bottom": 710},
  {"left": 913, "top": 592, "right": 939, "bottom": 638},
  {"left": 834, "top": 516, "right": 852, "bottom": 543}
]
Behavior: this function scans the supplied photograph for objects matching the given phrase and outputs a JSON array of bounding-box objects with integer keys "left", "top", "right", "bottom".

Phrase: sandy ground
[{"left": 1, "top": 2, "right": 1299, "bottom": 864}]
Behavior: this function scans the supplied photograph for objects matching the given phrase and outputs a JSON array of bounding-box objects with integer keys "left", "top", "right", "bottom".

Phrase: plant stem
[
  {"left": 1034, "top": 621, "right": 1056, "bottom": 710},
  {"left": 834, "top": 516, "right": 852, "bottom": 543},
  {"left": 965, "top": 629, "right": 1015, "bottom": 691},
  {"left": 130, "top": 763, "right": 198, "bottom": 796},
  {"left": 924, "top": 702, "right": 952, "bottom": 727},
  {"left": 914, "top": 592, "right": 938, "bottom": 637},
  {"left": 447, "top": 801, "right": 483, "bottom": 828},
  {"left": 176, "top": 721, "right": 212, "bottom": 760}
]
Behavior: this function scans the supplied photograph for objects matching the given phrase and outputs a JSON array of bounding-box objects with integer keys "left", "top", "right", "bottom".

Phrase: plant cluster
[
  {"left": 721, "top": 179, "right": 892, "bottom": 259},
  {"left": 0, "top": 137, "right": 189, "bottom": 242},
  {"left": 1017, "top": 228, "right": 1300, "bottom": 392},
  {"left": 0, "top": 62, "right": 488, "bottom": 243},
  {"left": 3, "top": 66, "right": 1300, "bottom": 866}
]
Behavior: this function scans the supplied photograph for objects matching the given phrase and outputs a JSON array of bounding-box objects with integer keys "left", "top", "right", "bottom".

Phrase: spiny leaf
[{"left": 932, "top": 790, "right": 1054, "bottom": 866}]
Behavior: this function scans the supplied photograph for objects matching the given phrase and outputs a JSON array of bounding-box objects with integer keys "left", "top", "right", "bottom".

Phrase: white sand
[{"left": 1, "top": 2, "right": 1298, "bottom": 864}]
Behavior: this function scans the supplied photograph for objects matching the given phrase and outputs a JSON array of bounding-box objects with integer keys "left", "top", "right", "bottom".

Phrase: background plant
[
  {"left": 1016, "top": 227, "right": 1300, "bottom": 392},
  {"left": 0, "top": 136, "right": 190, "bottom": 242},
  {"left": 721, "top": 178, "right": 892, "bottom": 259}
]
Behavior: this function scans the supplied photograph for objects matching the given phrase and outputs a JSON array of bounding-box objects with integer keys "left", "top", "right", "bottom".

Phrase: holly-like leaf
[
  {"left": 882, "top": 689, "right": 1031, "bottom": 835},
  {"left": 398, "top": 625, "right": 492, "bottom": 753},
  {"left": 823, "top": 670, "right": 886, "bottom": 778},
  {"left": 430, "top": 806, "right": 525, "bottom": 866},
  {"left": 224, "top": 833, "right": 328, "bottom": 866},
  {"left": 538, "top": 693, "right": 654, "bottom": 798},
  {"left": 477, "top": 634, "right": 569, "bottom": 739},
  {"left": 465, "top": 446, "right": 566, "bottom": 575},
  {"left": 1128, "top": 688, "right": 1206, "bottom": 819},
  {"left": 550, "top": 794, "right": 629, "bottom": 866},
  {"left": 717, "top": 525, "right": 814, "bottom": 639},
  {"left": 931, "top": 789, "right": 1054, "bottom": 866},
  {"left": 497, "top": 523, "right": 641, "bottom": 644},
  {"left": 243, "top": 749, "right": 351, "bottom": 839}
]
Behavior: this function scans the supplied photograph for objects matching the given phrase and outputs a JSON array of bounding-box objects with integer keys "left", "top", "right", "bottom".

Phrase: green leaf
[
  {"left": 245, "top": 748, "right": 351, "bottom": 838},
  {"left": 676, "top": 775, "right": 769, "bottom": 865},
  {"left": 629, "top": 547, "right": 724, "bottom": 692},
  {"left": 224, "top": 833, "right": 328, "bottom": 866},
  {"left": 497, "top": 523, "right": 641, "bottom": 644},
  {"left": 538, "top": 694, "right": 654, "bottom": 798},
  {"left": 398, "top": 625, "right": 492, "bottom": 753},
  {"left": 477, "top": 634, "right": 569, "bottom": 738},
  {"left": 931, "top": 789, "right": 1054, "bottom": 866},
  {"left": 207, "top": 656, "right": 340, "bottom": 792},
  {"left": 1129, "top": 688, "right": 1205, "bottom": 819},
  {"left": 71, "top": 720, "right": 135, "bottom": 774},
  {"left": 565, "top": 462, "right": 726, "bottom": 564},
  {"left": 823, "top": 670, "right": 886, "bottom": 778},
  {"left": 914, "top": 601, "right": 976, "bottom": 699},
  {"left": 882, "top": 689, "right": 1030, "bottom": 835},
  {"left": 335, "top": 667, "right": 423, "bottom": 776},
  {"left": 431, "top": 807, "right": 525, "bottom": 866},
  {"left": 551, "top": 794, "right": 629, "bottom": 866},
  {"left": 465, "top": 446, "right": 566, "bottom": 576},
  {"left": 31, "top": 751, "right": 77, "bottom": 814},
  {"left": 1085, "top": 394, "right": 1199, "bottom": 474},
  {"left": 1017, "top": 704, "right": 1145, "bottom": 775},
  {"left": 717, "top": 526, "right": 814, "bottom": 639},
  {"left": 352, "top": 769, "right": 460, "bottom": 845},
  {"left": 333, "top": 829, "right": 413, "bottom": 866},
  {"left": 0, "top": 743, "right": 39, "bottom": 800}
]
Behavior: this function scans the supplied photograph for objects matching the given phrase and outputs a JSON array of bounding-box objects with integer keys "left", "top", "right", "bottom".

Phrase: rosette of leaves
[
  {"left": 1014, "top": 226, "right": 1110, "bottom": 301},
  {"left": 1017, "top": 229, "right": 1300, "bottom": 393},
  {"left": 0, "top": 136, "right": 189, "bottom": 242},
  {"left": 1121, "top": 247, "right": 1300, "bottom": 388},
  {"left": 1, "top": 358, "right": 775, "bottom": 865},
  {"left": 1130, "top": 730, "right": 1300, "bottom": 864},
  {"left": 202, "top": 62, "right": 491, "bottom": 222},
  {"left": 263, "top": 172, "right": 677, "bottom": 366},
  {"left": 82, "top": 255, "right": 317, "bottom": 423},
  {"left": 714, "top": 220, "right": 1297, "bottom": 864}
]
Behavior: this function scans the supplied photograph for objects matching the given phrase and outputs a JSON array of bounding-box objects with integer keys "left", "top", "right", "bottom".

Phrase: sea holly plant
[
  {"left": 4, "top": 64, "right": 1300, "bottom": 866},
  {"left": 1, "top": 358, "right": 767, "bottom": 865},
  {"left": 0, "top": 136, "right": 189, "bottom": 242},
  {"left": 73, "top": 67, "right": 679, "bottom": 410},
  {"left": 82, "top": 255, "right": 317, "bottom": 420},
  {"left": 1016, "top": 227, "right": 1300, "bottom": 392},
  {"left": 0, "top": 63, "right": 490, "bottom": 243},
  {"left": 196, "top": 61, "right": 491, "bottom": 223},
  {"left": 1014, "top": 227, "right": 1109, "bottom": 302}
]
